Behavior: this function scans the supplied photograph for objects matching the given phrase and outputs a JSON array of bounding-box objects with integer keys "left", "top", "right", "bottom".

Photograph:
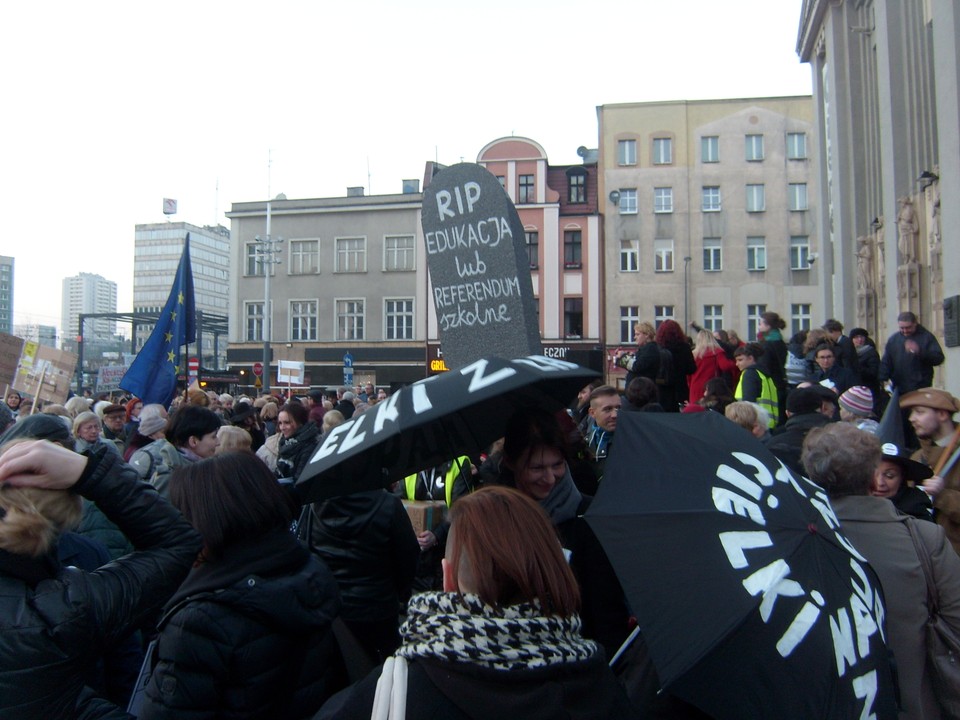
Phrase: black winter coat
[
  {"left": 878, "top": 324, "right": 945, "bottom": 393},
  {"left": 624, "top": 342, "right": 660, "bottom": 388},
  {"left": 142, "top": 528, "right": 346, "bottom": 720},
  {"left": 306, "top": 490, "right": 418, "bottom": 622},
  {"left": 766, "top": 413, "right": 833, "bottom": 478},
  {"left": 316, "top": 653, "right": 641, "bottom": 720},
  {"left": 659, "top": 340, "right": 697, "bottom": 411},
  {"left": 276, "top": 422, "right": 321, "bottom": 483},
  {"left": 0, "top": 450, "right": 201, "bottom": 720}
]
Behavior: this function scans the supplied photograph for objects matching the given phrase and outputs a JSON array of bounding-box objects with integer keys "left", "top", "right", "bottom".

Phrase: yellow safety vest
[
  {"left": 735, "top": 368, "right": 779, "bottom": 429},
  {"left": 403, "top": 456, "right": 470, "bottom": 507}
]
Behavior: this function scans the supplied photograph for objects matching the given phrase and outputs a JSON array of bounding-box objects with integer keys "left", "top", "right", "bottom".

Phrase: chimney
[
  {"left": 346, "top": 186, "right": 365, "bottom": 197},
  {"left": 402, "top": 179, "right": 420, "bottom": 194}
]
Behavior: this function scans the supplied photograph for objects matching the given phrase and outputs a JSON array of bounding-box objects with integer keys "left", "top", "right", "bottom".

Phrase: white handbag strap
[{"left": 371, "top": 656, "right": 408, "bottom": 720}]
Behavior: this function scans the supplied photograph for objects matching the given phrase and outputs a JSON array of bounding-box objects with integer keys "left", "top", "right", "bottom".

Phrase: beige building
[
  {"left": 798, "top": 0, "right": 960, "bottom": 387},
  {"left": 598, "top": 98, "right": 819, "bottom": 366},
  {"left": 225, "top": 188, "right": 427, "bottom": 393}
]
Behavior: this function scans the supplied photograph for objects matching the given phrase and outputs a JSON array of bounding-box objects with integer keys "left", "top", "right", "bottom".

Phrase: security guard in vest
[
  {"left": 734, "top": 343, "right": 779, "bottom": 429},
  {"left": 400, "top": 456, "right": 474, "bottom": 591}
]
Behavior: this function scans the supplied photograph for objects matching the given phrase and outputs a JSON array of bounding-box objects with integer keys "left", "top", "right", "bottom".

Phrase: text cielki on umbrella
[{"left": 714, "top": 451, "right": 885, "bottom": 710}]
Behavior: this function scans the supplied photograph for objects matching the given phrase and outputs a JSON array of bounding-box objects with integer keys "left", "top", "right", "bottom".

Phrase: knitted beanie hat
[{"left": 839, "top": 386, "right": 873, "bottom": 417}]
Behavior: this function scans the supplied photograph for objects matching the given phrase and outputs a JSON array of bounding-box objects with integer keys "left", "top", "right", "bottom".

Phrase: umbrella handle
[
  {"left": 608, "top": 625, "right": 642, "bottom": 669},
  {"left": 932, "top": 422, "right": 960, "bottom": 476}
]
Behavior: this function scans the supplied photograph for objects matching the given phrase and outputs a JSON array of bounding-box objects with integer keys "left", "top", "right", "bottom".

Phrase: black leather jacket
[{"left": 0, "top": 449, "right": 201, "bottom": 720}]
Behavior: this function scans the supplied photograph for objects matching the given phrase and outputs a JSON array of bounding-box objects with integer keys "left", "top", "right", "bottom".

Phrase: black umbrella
[
  {"left": 876, "top": 386, "right": 904, "bottom": 447},
  {"left": 295, "top": 355, "right": 598, "bottom": 503},
  {"left": 586, "top": 411, "right": 898, "bottom": 720}
]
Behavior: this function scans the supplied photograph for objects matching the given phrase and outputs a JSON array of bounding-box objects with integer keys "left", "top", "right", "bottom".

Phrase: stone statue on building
[
  {"left": 875, "top": 221, "right": 886, "bottom": 284},
  {"left": 897, "top": 196, "right": 919, "bottom": 263},
  {"left": 856, "top": 236, "right": 872, "bottom": 291}
]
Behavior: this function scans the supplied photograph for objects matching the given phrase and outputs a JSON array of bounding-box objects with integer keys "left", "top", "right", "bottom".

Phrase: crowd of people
[{"left": 0, "top": 309, "right": 958, "bottom": 719}]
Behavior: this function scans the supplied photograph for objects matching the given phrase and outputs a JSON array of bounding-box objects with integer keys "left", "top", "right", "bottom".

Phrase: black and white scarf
[{"left": 395, "top": 591, "right": 598, "bottom": 671}]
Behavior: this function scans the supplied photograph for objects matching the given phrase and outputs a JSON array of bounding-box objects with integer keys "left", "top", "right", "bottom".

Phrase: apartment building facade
[{"left": 598, "top": 97, "right": 819, "bottom": 379}]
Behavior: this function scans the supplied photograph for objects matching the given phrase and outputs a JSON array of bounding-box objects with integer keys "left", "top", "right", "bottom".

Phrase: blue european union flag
[{"left": 120, "top": 235, "right": 196, "bottom": 406}]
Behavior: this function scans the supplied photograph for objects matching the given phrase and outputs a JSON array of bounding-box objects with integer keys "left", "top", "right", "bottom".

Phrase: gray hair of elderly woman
[{"left": 800, "top": 423, "right": 881, "bottom": 499}]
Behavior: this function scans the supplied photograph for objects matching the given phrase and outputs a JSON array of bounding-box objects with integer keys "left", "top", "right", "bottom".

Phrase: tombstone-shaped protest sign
[{"left": 421, "top": 163, "right": 542, "bottom": 369}]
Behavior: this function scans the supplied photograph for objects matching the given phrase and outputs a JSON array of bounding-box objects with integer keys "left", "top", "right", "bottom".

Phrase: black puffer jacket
[
  {"left": 306, "top": 490, "right": 418, "bottom": 622},
  {"left": 0, "top": 449, "right": 201, "bottom": 720},
  {"left": 276, "top": 422, "right": 321, "bottom": 483},
  {"left": 141, "top": 528, "right": 346, "bottom": 720}
]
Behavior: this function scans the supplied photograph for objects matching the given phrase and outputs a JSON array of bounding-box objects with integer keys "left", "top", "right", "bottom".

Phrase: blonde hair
[
  {"left": 636, "top": 322, "right": 655, "bottom": 339},
  {"left": 725, "top": 401, "right": 759, "bottom": 432},
  {"left": 216, "top": 426, "right": 252, "bottom": 454},
  {"left": 693, "top": 329, "right": 722, "bottom": 360},
  {"left": 72, "top": 411, "right": 101, "bottom": 437},
  {"left": 64, "top": 397, "right": 91, "bottom": 418},
  {"left": 321, "top": 410, "right": 345, "bottom": 435},
  {"left": 0, "top": 441, "right": 82, "bottom": 557}
]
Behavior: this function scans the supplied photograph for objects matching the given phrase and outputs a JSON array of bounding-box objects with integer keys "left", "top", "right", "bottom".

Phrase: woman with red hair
[
  {"left": 654, "top": 319, "right": 697, "bottom": 412},
  {"left": 317, "top": 486, "right": 638, "bottom": 719}
]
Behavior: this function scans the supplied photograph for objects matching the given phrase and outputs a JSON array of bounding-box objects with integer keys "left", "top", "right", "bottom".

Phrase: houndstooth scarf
[{"left": 395, "top": 591, "right": 598, "bottom": 671}]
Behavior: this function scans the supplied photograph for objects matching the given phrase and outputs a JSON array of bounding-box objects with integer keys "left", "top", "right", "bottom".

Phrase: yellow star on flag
[
  {"left": 165, "top": 331, "right": 173, "bottom": 342},
  {"left": 178, "top": 292, "right": 184, "bottom": 304},
  {"left": 170, "top": 310, "right": 177, "bottom": 322},
  {"left": 168, "top": 351, "right": 175, "bottom": 362}
]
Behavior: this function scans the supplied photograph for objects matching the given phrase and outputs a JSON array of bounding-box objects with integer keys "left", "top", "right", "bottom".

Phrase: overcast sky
[{"left": 2, "top": 0, "right": 810, "bottom": 334}]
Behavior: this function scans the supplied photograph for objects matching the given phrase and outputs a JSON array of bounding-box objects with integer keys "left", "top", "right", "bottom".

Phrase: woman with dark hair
[
  {"left": 654, "top": 319, "right": 696, "bottom": 412},
  {"left": 497, "top": 408, "right": 631, "bottom": 659},
  {"left": 0, "top": 440, "right": 201, "bottom": 719},
  {"left": 317, "top": 486, "right": 639, "bottom": 720},
  {"left": 275, "top": 401, "right": 320, "bottom": 484},
  {"left": 141, "top": 451, "right": 346, "bottom": 719},
  {"left": 622, "top": 376, "right": 662, "bottom": 412},
  {"left": 871, "top": 441, "right": 935, "bottom": 521},
  {"left": 683, "top": 376, "right": 735, "bottom": 415}
]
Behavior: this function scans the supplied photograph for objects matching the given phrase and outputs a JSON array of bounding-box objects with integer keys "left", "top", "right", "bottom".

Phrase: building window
[
  {"left": 703, "top": 305, "right": 723, "bottom": 331},
  {"left": 652, "top": 137, "right": 672, "bottom": 165},
  {"left": 564, "top": 230, "right": 582, "bottom": 268},
  {"left": 564, "top": 298, "right": 583, "bottom": 338},
  {"left": 618, "top": 139, "right": 637, "bottom": 166},
  {"left": 702, "top": 186, "right": 722, "bottom": 212},
  {"left": 525, "top": 231, "right": 539, "bottom": 269},
  {"left": 620, "top": 306, "right": 639, "bottom": 343},
  {"left": 788, "top": 183, "right": 808, "bottom": 211},
  {"left": 791, "top": 303, "right": 812, "bottom": 335},
  {"left": 746, "top": 184, "right": 765, "bottom": 212},
  {"left": 701, "top": 136, "right": 719, "bottom": 163},
  {"left": 337, "top": 299, "right": 365, "bottom": 340},
  {"left": 518, "top": 174, "right": 535, "bottom": 203},
  {"left": 620, "top": 239, "right": 639, "bottom": 272},
  {"left": 384, "top": 235, "right": 415, "bottom": 271},
  {"left": 290, "top": 300, "right": 318, "bottom": 341},
  {"left": 747, "top": 236, "right": 767, "bottom": 271},
  {"left": 619, "top": 189, "right": 638, "bottom": 214},
  {"left": 245, "top": 302, "right": 263, "bottom": 342},
  {"left": 747, "top": 304, "right": 767, "bottom": 341},
  {"left": 654, "top": 305, "right": 674, "bottom": 328},
  {"left": 745, "top": 134, "right": 764, "bottom": 161},
  {"left": 654, "top": 187, "right": 673, "bottom": 213},
  {"left": 790, "top": 236, "right": 810, "bottom": 270},
  {"left": 496, "top": 176, "right": 505, "bottom": 189},
  {"left": 568, "top": 171, "right": 587, "bottom": 203},
  {"left": 703, "top": 238, "right": 722, "bottom": 272},
  {"left": 289, "top": 239, "right": 319, "bottom": 275},
  {"left": 245, "top": 243, "right": 265, "bottom": 276},
  {"left": 335, "top": 237, "right": 366, "bottom": 273},
  {"left": 787, "top": 132, "right": 807, "bottom": 160},
  {"left": 385, "top": 298, "right": 414, "bottom": 340},
  {"left": 654, "top": 239, "right": 674, "bottom": 272}
]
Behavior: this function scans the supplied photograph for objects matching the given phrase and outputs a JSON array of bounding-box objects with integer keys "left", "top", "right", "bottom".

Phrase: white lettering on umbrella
[
  {"left": 411, "top": 382, "right": 433, "bottom": 413},
  {"left": 514, "top": 355, "right": 578, "bottom": 372},
  {"left": 313, "top": 422, "right": 353, "bottom": 462},
  {"left": 460, "top": 358, "right": 517, "bottom": 392},
  {"left": 852, "top": 670, "right": 877, "bottom": 720},
  {"left": 719, "top": 531, "right": 772, "bottom": 568},
  {"left": 776, "top": 592, "right": 825, "bottom": 656},
  {"left": 712, "top": 450, "right": 886, "bottom": 695},
  {"left": 337, "top": 412, "right": 368, "bottom": 454},
  {"left": 373, "top": 392, "right": 401, "bottom": 433}
]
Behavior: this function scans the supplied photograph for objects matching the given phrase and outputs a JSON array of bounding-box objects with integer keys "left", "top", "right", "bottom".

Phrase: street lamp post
[
  {"left": 255, "top": 201, "right": 283, "bottom": 395},
  {"left": 683, "top": 256, "right": 693, "bottom": 332}
]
